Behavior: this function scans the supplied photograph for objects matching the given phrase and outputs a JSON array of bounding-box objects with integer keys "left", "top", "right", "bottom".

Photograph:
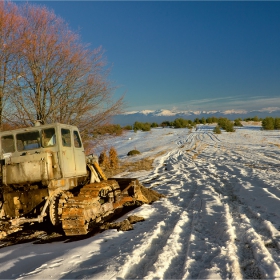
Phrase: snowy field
[{"left": 1, "top": 124, "right": 280, "bottom": 279}]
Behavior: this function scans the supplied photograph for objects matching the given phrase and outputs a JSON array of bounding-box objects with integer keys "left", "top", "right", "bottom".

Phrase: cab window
[
  {"left": 41, "top": 128, "right": 56, "bottom": 147},
  {"left": 73, "top": 131, "right": 82, "bottom": 148},
  {"left": 1, "top": 135, "right": 15, "bottom": 153},
  {"left": 61, "top": 129, "right": 71, "bottom": 147},
  {"left": 16, "top": 131, "right": 40, "bottom": 151}
]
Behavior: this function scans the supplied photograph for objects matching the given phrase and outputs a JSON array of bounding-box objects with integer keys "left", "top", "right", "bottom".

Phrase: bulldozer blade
[{"left": 112, "top": 178, "right": 164, "bottom": 205}]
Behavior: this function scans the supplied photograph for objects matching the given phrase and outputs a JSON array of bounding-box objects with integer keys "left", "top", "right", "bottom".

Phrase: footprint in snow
[
  {"left": 49, "top": 258, "right": 64, "bottom": 268},
  {"left": 71, "top": 254, "right": 81, "bottom": 259},
  {"left": 69, "top": 254, "right": 82, "bottom": 264},
  {"left": 49, "top": 262, "right": 62, "bottom": 268}
]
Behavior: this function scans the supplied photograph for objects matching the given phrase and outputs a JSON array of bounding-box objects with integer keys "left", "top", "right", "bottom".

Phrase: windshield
[
  {"left": 15, "top": 128, "right": 57, "bottom": 152},
  {"left": 16, "top": 131, "right": 41, "bottom": 151}
]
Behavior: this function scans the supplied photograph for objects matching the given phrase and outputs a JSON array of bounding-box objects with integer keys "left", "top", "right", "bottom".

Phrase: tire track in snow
[
  {"left": 194, "top": 138, "right": 280, "bottom": 279},
  {"left": 206, "top": 131, "right": 221, "bottom": 142},
  {"left": 124, "top": 129, "right": 280, "bottom": 279},
  {"left": 170, "top": 131, "right": 280, "bottom": 278},
  {"left": 121, "top": 186, "right": 198, "bottom": 279},
  {"left": 177, "top": 136, "right": 243, "bottom": 279},
  {"left": 142, "top": 131, "right": 242, "bottom": 279},
  {"left": 121, "top": 132, "right": 217, "bottom": 279},
  {"left": 214, "top": 178, "right": 280, "bottom": 279},
  {"left": 142, "top": 193, "right": 206, "bottom": 279},
  {"left": 120, "top": 149, "right": 200, "bottom": 279}
]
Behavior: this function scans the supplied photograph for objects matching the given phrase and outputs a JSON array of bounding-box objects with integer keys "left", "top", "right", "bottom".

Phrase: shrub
[
  {"left": 218, "top": 117, "right": 235, "bottom": 132},
  {"left": 94, "top": 124, "right": 123, "bottom": 136},
  {"left": 262, "top": 117, "right": 275, "bottom": 130},
  {"left": 127, "top": 149, "right": 140, "bottom": 156},
  {"left": 261, "top": 117, "right": 280, "bottom": 130},
  {"left": 161, "top": 121, "right": 172, "bottom": 127},
  {"left": 213, "top": 125, "right": 221, "bottom": 134},
  {"left": 243, "top": 117, "right": 251, "bottom": 122},
  {"left": 244, "top": 116, "right": 261, "bottom": 122},
  {"left": 274, "top": 118, "right": 280, "bottom": 129},
  {"left": 133, "top": 121, "right": 151, "bottom": 132},
  {"left": 234, "top": 119, "right": 243, "bottom": 127},
  {"left": 224, "top": 121, "right": 235, "bottom": 132},
  {"left": 142, "top": 123, "right": 151, "bottom": 131},
  {"left": 206, "top": 116, "right": 219, "bottom": 124},
  {"left": 173, "top": 118, "right": 192, "bottom": 128},
  {"left": 173, "top": 118, "right": 185, "bottom": 128},
  {"left": 109, "top": 147, "right": 119, "bottom": 168},
  {"left": 98, "top": 150, "right": 109, "bottom": 169},
  {"left": 123, "top": 125, "right": 132, "bottom": 130}
]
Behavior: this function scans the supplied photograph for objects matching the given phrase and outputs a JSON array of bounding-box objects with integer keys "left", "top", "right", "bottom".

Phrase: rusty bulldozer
[{"left": 0, "top": 122, "right": 162, "bottom": 237}]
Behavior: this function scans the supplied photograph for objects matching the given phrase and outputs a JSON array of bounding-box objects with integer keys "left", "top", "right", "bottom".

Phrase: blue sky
[{"left": 31, "top": 1, "right": 280, "bottom": 112}]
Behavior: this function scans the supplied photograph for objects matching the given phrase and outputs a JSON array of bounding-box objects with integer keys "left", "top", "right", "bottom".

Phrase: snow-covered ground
[{"left": 1, "top": 124, "right": 280, "bottom": 279}]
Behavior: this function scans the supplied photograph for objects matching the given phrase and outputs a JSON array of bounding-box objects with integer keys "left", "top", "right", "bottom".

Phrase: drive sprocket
[{"left": 49, "top": 191, "right": 73, "bottom": 227}]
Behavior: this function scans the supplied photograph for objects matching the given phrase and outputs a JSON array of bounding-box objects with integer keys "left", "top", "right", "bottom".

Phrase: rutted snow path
[
  {"left": 117, "top": 127, "right": 280, "bottom": 279},
  {"left": 1, "top": 126, "right": 280, "bottom": 279}
]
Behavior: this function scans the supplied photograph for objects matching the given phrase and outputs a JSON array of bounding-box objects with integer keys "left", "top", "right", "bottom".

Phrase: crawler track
[{"left": 62, "top": 180, "right": 129, "bottom": 236}]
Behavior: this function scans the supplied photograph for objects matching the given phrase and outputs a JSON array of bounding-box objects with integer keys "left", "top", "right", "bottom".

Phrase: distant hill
[{"left": 112, "top": 108, "right": 280, "bottom": 126}]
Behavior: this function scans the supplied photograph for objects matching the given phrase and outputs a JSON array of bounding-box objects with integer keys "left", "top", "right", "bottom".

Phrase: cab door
[
  {"left": 73, "top": 130, "right": 87, "bottom": 176},
  {"left": 60, "top": 128, "right": 76, "bottom": 177}
]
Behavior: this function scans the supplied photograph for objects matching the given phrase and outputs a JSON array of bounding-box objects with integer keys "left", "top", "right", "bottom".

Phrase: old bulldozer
[{"left": 0, "top": 122, "right": 161, "bottom": 237}]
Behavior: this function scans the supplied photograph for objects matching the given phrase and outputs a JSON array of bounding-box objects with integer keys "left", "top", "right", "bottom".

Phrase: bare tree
[
  {"left": 0, "top": 2, "right": 21, "bottom": 130},
  {"left": 3, "top": 3, "right": 122, "bottom": 136}
]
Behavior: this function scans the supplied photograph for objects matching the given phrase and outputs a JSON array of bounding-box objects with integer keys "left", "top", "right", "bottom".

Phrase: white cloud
[{"left": 127, "top": 96, "right": 280, "bottom": 112}]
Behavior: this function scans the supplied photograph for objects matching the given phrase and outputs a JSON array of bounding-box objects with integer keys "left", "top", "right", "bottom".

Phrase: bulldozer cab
[{"left": 0, "top": 123, "right": 87, "bottom": 186}]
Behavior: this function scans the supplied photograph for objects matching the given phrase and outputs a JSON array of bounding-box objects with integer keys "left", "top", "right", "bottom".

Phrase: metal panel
[
  {"left": 4, "top": 159, "right": 48, "bottom": 185},
  {"left": 3, "top": 152, "right": 55, "bottom": 185},
  {"left": 60, "top": 128, "right": 76, "bottom": 177}
]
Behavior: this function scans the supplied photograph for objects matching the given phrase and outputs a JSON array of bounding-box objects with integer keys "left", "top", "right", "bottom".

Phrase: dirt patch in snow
[{"left": 100, "top": 215, "right": 145, "bottom": 231}]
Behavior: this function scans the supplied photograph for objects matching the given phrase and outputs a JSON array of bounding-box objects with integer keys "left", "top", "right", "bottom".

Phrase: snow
[
  {"left": 153, "top": 109, "right": 177, "bottom": 116},
  {"left": 223, "top": 109, "right": 247, "bottom": 114},
  {"left": 1, "top": 125, "right": 280, "bottom": 279}
]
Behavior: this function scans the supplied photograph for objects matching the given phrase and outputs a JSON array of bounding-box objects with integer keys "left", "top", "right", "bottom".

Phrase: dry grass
[
  {"left": 241, "top": 121, "right": 262, "bottom": 126},
  {"left": 109, "top": 147, "right": 119, "bottom": 168},
  {"left": 186, "top": 142, "right": 208, "bottom": 160},
  {"left": 192, "top": 154, "right": 198, "bottom": 160},
  {"left": 193, "top": 144, "right": 208, "bottom": 160},
  {"left": 104, "top": 150, "right": 167, "bottom": 178},
  {"left": 185, "top": 142, "right": 199, "bottom": 154},
  {"left": 269, "top": 143, "right": 280, "bottom": 149},
  {"left": 99, "top": 150, "right": 110, "bottom": 169}
]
